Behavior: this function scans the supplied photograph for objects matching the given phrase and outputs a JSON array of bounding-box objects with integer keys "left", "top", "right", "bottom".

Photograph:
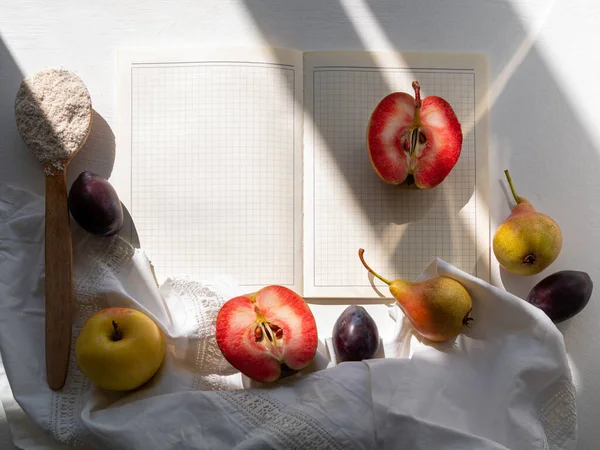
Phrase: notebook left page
[{"left": 114, "top": 48, "right": 304, "bottom": 292}]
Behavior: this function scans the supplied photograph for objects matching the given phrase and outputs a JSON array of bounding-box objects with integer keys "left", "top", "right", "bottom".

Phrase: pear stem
[
  {"left": 358, "top": 248, "right": 392, "bottom": 285},
  {"left": 504, "top": 169, "right": 521, "bottom": 204}
]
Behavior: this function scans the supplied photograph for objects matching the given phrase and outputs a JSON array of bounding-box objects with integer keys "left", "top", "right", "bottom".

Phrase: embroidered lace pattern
[
  {"left": 49, "top": 234, "right": 134, "bottom": 447},
  {"left": 217, "top": 390, "right": 348, "bottom": 450},
  {"left": 536, "top": 378, "right": 577, "bottom": 450},
  {"left": 159, "top": 278, "right": 237, "bottom": 391}
]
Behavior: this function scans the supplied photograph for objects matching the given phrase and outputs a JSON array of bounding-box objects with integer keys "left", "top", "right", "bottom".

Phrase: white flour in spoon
[{"left": 14, "top": 68, "right": 92, "bottom": 174}]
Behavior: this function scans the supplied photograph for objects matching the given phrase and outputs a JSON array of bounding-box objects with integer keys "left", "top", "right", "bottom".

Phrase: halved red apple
[
  {"left": 215, "top": 285, "right": 318, "bottom": 383},
  {"left": 366, "top": 81, "right": 463, "bottom": 189}
]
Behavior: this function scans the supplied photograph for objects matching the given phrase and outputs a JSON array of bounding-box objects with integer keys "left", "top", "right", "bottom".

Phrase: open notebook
[{"left": 113, "top": 48, "right": 489, "bottom": 298}]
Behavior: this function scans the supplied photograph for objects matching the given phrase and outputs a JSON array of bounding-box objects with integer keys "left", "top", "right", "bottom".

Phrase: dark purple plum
[
  {"left": 526, "top": 270, "right": 593, "bottom": 323},
  {"left": 68, "top": 171, "right": 124, "bottom": 236},
  {"left": 332, "top": 305, "right": 380, "bottom": 362}
]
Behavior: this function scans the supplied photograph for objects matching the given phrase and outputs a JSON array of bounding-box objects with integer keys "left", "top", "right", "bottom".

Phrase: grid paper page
[
  {"left": 130, "top": 63, "right": 297, "bottom": 287},
  {"left": 305, "top": 59, "right": 486, "bottom": 296}
]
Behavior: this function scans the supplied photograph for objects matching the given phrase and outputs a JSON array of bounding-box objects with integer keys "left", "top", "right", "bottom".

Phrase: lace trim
[
  {"left": 160, "top": 278, "right": 236, "bottom": 391},
  {"left": 536, "top": 378, "right": 577, "bottom": 450},
  {"left": 217, "top": 390, "right": 348, "bottom": 450},
  {"left": 49, "top": 234, "right": 134, "bottom": 447}
]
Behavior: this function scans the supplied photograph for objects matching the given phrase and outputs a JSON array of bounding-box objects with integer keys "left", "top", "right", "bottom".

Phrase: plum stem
[
  {"left": 504, "top": 169, "right": 521, "bottom": 204},
  {"left": 358, "top": 248, "right": 392, "bottom": 285}
]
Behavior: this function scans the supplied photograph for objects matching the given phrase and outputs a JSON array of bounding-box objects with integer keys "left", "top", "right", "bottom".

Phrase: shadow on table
[
  {"left": 67, "top": 110, "right": 117, "bottom": 186},
  {"left": 239, "top": 0, "right": 600, "bottom": 299},
  {"left": 0, "top": 37, "right": 45, "bottom": 194},
  {"left": 239, "top": 1, "right": 600, "bottom": 446},
  {"left": 0, "top": 35, "right": 139, "bottom": 248}
]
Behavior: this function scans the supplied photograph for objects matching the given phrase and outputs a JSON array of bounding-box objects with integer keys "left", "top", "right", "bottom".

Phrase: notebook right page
[{"left": 303, "top": 51, "right": 489, "bottom": 298}]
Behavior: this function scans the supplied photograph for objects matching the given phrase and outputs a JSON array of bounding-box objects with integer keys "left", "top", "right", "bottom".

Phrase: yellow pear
[
  {"left": 358, "top": 249, "right": 472, "bottom": 342},
  {"left": 493, "top": 170, "right": 562, "bottom": 276}
]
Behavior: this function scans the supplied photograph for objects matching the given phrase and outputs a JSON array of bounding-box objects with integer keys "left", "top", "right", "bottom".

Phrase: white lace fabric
[{"left": 0, "top": 184, "right": 577, "bottom": 450}]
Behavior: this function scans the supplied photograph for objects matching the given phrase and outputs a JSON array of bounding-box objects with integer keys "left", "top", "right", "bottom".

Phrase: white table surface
[{"left": 1, "top": 1, "right": 599, "bottom": 448}]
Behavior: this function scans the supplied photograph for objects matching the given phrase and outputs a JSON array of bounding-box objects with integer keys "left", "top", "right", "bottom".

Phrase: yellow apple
[{"left": 75, "top": 307, "right": 165, "bottom": 391}]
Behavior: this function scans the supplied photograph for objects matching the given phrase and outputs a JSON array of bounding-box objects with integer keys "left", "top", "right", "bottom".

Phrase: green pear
[
  {"left": 493, "top": 170, "right": 562, "bottom": 276},
  {"left": 358, "top": 249, "right": 472, "bottom": 342}
]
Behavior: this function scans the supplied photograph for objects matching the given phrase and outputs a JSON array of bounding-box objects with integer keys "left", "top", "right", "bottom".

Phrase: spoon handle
[{"left": 45, "top": 169, "right": 74, "bottom": 390}]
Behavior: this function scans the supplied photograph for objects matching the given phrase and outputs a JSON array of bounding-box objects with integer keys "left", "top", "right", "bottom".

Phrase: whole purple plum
[
  {"left": 332, "top": 305, "right": 380, "bottom": 362},
  {"left": 526, "top": 270, "right": 593, "bottom": 323},
  {"left": 68, "top": 171, "right": 123, "bottom": 236}
]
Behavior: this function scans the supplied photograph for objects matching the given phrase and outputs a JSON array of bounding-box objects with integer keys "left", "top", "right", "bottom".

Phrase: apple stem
[
  {"left": 463, "top": 310, "right": 474, "bottom": 327},
  {"left": 412, "top": 81, "right": 421, "bottom": 107},
  {"left": 358, "top": 248, "right": 392, "bottom": 285},
  {"left": 111, "top": 321, "right": 123, "bottom": 342},
  {"left": 504, "top": 169, "right": 521, "bottom": 204}
]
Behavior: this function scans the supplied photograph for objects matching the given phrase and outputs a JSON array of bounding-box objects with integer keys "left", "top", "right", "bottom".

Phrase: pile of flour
[{"left": 14, "top": 68, "right": 92, "bottom": 173}]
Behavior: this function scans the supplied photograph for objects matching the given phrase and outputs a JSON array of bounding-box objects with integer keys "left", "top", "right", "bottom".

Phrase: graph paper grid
[
  {"left": 311, "top": 69, "right": 477, "bottom": 287},
  {"left": 130, "top": 63, "right": 296, "bottom": 286}
]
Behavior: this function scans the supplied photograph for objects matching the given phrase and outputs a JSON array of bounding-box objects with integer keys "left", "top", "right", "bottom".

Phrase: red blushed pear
[
  {"left": 215, "top": 285, "right": 318, "bottom": 383},
  {"left": 367, "top": 81, "right": 463, "bottom": 189},
  {"left": 358, "top": 249, "right": 473, "bottom": 342}
]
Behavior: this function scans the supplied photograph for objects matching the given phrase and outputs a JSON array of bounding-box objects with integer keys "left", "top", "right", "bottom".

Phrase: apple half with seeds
[
  {"left": 215, "top": 285, "right": 318, "bottom": 383},
  {"left": 366, "top": 81, "right": 463, "bottom": 189}
]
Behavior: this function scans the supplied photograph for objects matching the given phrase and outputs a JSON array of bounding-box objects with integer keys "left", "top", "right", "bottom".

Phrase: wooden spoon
[
  {"left": 15, "top": 69, "right": 93, "bottom": 390},
  {"left": 42, "top": 138, "right": 90, "bottom": 390}
]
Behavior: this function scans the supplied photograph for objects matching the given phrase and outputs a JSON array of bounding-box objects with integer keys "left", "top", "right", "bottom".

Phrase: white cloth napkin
[{"left": 0, "top": 183, "right": 577, "bottom": 450}]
